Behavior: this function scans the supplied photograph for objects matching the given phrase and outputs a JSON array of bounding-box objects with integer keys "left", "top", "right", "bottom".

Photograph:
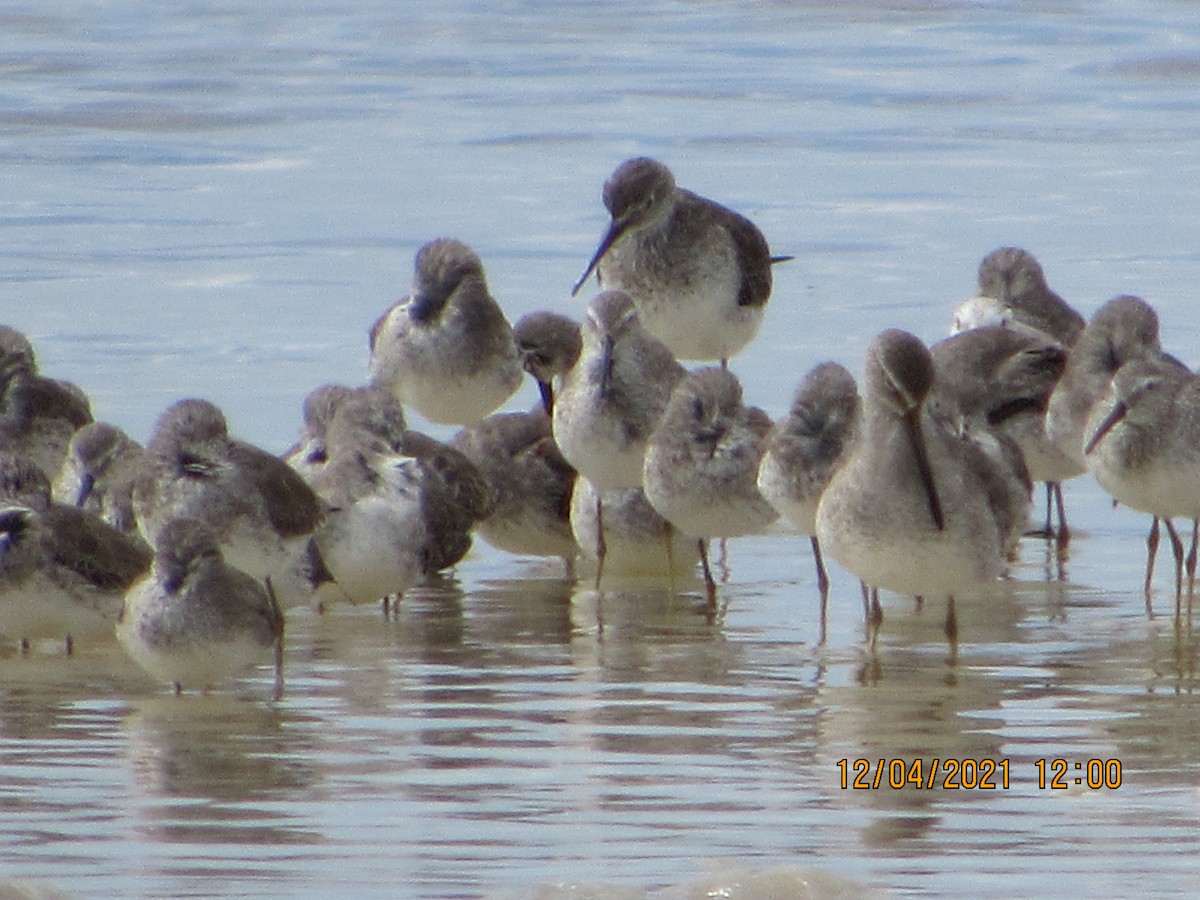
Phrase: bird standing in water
[
  {"left": 572, "top": 157, "right": 788, "bottom": 367},
  {"left": 957, "top": 247, "right": 1084, "bottom": 545},
  {"left": 643, "top": 366, "right": 779, "bottom": 616},
  {"left": 757, "top": 362, "right": 861, "bottom": 641},
  {"left": 551, "top": 291, "right": 685, "bottom": 586},
  {"left": 816, "top": 330, "right": 1030, "bottom": 652},
  {"left": 117, "top": 517, "right": 284, "bottom": 697},
  {"left": 1045, "top": 295, "right": 1188, "bottom": 602},
  {"left": 370, "top": 237, "right": 523, "bottom": 426}
]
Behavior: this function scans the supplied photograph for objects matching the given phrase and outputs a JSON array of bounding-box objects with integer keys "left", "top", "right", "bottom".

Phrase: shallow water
[{"left": 5, "top": 0, "right": 1200, "bottom": 897}]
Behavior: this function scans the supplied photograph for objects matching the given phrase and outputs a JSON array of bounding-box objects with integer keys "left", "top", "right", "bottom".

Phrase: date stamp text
[{"left": 836, "top": 757, "right": 1122, "bottom": 790}]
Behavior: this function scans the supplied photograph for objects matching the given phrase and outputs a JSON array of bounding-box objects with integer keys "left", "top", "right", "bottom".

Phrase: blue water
[{"left": 4, "top": 1, "right": 1200, "bottom": 897}]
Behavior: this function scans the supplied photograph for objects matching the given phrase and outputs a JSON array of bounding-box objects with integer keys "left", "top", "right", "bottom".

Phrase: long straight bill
[
  {"left": 904, "top": 408, "right": 945, "bottom": 531},
  {"left": 1084, "top": 401, "right": 1128, "bottom": 456},
  {"left": 571, "top": 219, "right": 627, "bottom": 296}
]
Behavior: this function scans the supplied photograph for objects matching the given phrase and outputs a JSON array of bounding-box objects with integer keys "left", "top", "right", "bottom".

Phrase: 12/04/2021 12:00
[{"left": 837, "top": 758, "right": 1125, "bottom": 791}]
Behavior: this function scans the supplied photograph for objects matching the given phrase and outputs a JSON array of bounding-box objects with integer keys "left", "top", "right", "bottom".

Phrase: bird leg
[
  {"left": 1163, "top": 518, "right": 1185, "bottom": 617},
  {"left": 945, "top": 595, "right": 959, "bottom": 666},
  {"left": 698, "top": 538, "right": 717, "bottom": 621},
  {"left": 1144, "top": 517, "right": 1161, "bottom": 616},
  {"left": 594, "top": 494, "right": 607, "bottom": 592},
  {"left": 811, "top": 536, "right": 829, "bottom": 646},
  {"left": 1052, "top": 482, "right": 1070, "bottom": 551}
]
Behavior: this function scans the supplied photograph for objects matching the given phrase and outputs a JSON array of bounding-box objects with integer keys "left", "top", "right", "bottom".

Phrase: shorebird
[
  {"left": 816, "top": 330, "right": 1031, "bottom": 647},
  {"left": 643, "top": 367, "right": 779, "bottom": 612},
  {"left": 369, "top": 237, "right": 523, "bottom": 425},
  {"left": 449, "top": 311, "right": 582, "bottom": 571},
  {"left": 513, "top": 310, "right": 582, "bottom": 414},
  {"left": 1083, "top": 357, "right": 1200, "bottom": 614},
  {"left": 398, "top": 428, "right": 493, "bottom": 574},
  {"left": 0, "top": 326, "right": 93, "bottom": 480},
  {"left": 1046, "top": 296, "right": 1181, "bottom": 471},
  {"left": 117, "top": 517, "right": 284, "bottom": 696},
  {"left": 282, "top": 383, "right": 358, "bottom": 484},
  {"left": 133, "top": 398, "right": 332, "bottom": 609},
  {"left": 52, "top": 421, "right": 145, "bottom": 533},
  {"left": 306, "top": 397, "right": 428, "bottom": 608},
  {"left": 0, "top": 454, "right": 151, "bottom": 651},
  {"left": 553, "top": 291, "right": 683, "bottom": 490},
  {"left": 756, "top": 362, "right": 861, "bottom": 640},
  {"left": 570, "top": 477, "right": 695, "bottom": 582},
  {"left": 1045, "top": 295, "right": 1187, "bottom": 597},
  {"left": 952, "top": 248, "right": 1084, "bottom": 545},
  {"left": 974, "top": 247, "right": 1085, "bottom": 346},
  {"left": 451, "top": 409, "right": 578, "bottom": 569},
  {"left": 551, "top": 291, "right": 684, "bottom": 584},
  {"left": 931, "top": 325, "right": 1072, "bottom": 550},
  {"left": 308, "top": 386, "right": 492, "bottom": 590},
  {"left": 571, "top": 157, "right": 786, "bottom": 366}
]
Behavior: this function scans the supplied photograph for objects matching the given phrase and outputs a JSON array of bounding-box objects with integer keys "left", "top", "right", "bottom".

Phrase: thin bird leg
[
  {"left": 698, "top": 538, "right": 717, "bottom": 620},
  {"left": 664, "top": 522, "right": 676, "bottom": 593},
  {"left": 945, "top": 595, "right": 959, "bottom": 666},
  {"left": 1188, "top": 519, "right": 1199, "bottom": 604},
  {"left": 1190, "top": 519, "right": 1199, "bottom": 625},
  {"left": 593, "top": 494, "right": 607, "bottom": 591},
  {"left": 1027, "top": 483, "right": 1054, "bottom": 538},
  {"left": 265, "top": 576, "right": 285, "bottom": 701},
  {"left": 1052, "top": 482, "right": 1070, "bottom": 550},
  {"left": 811, "top": 536, "right": 830, "bottom": 646},
  {"left": 1144, "top": 516, "right": 1161, "bottom": 615},
  {"left": 864, "top": 585, "right": 882, "bottom": 650},
  {"left": 860, "top": 583, "right": 882, "bottom": 628},
  {"left": 1163, "top": 518, "right": 1186, "bottom": 619}
]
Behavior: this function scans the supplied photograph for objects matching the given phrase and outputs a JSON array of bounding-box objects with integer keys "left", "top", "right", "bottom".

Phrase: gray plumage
[
  {"left": 369, "top": 238, "right": 522, "bottom": 425},
  {"left": 573, "top": 157, "right": 781, "bottom": 363}
]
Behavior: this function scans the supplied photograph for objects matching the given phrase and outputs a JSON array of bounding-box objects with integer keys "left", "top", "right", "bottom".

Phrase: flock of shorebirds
[{"left": 2, "top": 155, "right": 1195, "bottom": 694}]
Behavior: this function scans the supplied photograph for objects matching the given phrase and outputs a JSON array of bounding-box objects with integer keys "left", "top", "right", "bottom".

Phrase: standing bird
[
  {"left": 551, "top": 291, "right": 685, "bottom": 584},
  {"left": 452, "top": 409, "right": 578, "bottom": 569},
  {"left": 449, "top": 310, "right": 582, "bottom": 568},
  {"left": 307, "top": 387, "right": 492, "bottom": 591},
  {"left": 369, "top": 238, "right": 523, "bottom": 425},
  {"left": 0, "top": 326, "right": 93, "bottom": 480},
  {"left": 931, "top": 326, "right": 1072, "bottom": 550},
  {"left": 953, "top": 247, "right": 1083, "bottom": 544},
  {"left": 975, "top": 247, "right": 1085, "bottom": 346},
  {"left": 306, "top": 394, "right": 429, "bottom": 609},
  {"left": 510, "top": 309, "right": 688, "bottom": 581},
  {"left": 1045, "top": 295, "right": 1187, "bottom": 599},
  {"left": 571, "top": 157, "right": 787, "bottom": 366},
  {"left": 756, "top": 362, "right": 861, "bottom": 640},
  {"left": 1083, "top": 358, "right": 1200, "bottom": 614},
  {"left": 0, "top": 454, "right": 151, "bottom": 651},
  {"left": 643, "top": 367, "right": 779, "bottom": 613},
  {"left": 117, "top": 517, "right": 284, "bottom": 696},
  {"left": 816, "top": 330, "right": 1030, "bottom": 647},
  {"left": 133, "top": 399, "right": 332, "bottom": 609},
  {"left": 1046, "top": 296, "right": 1181, "bottom": 473}
]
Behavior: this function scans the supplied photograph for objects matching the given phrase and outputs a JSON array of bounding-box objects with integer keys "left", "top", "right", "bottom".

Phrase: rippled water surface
[{"left": 5, "top": 1, "right": 1200, "bottom": 897}]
